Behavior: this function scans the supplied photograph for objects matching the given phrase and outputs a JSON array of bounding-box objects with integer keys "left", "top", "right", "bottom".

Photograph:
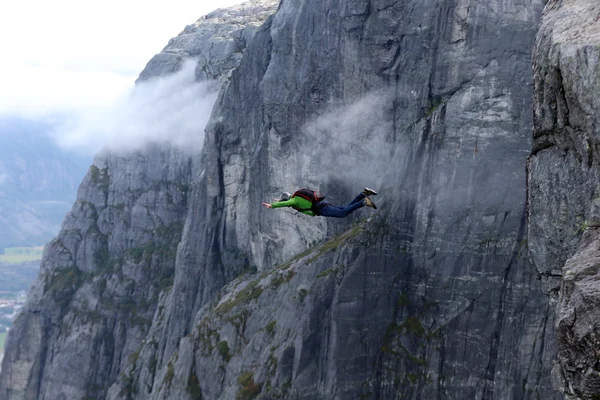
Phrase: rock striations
[
  {"left": 530, "top": 0, "right": 600, "bottom": 398},
  {"left": 0, "top": 0, "right": 583, "bottom": 399}
]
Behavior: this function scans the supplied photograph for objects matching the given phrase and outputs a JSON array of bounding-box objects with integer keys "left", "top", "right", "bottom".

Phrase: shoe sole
[{"left": 365, "top": 199, "right": 377, "bottom": 210}]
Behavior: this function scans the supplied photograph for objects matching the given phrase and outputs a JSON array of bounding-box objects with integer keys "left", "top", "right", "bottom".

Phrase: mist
[
  {"left": 54, "top": 60, "right": 218, "bottom": 155},
  {"left": 301, "top": 90, "right": 396, "bottom": 193}
]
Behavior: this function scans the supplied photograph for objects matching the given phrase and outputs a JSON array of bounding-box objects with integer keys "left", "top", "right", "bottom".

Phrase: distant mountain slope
[
  {"left": 0, "top": 117, "right": 91, "bottom": 248},
  {"left": 0, "top": 260, "right": 39, "bottom": 293}
]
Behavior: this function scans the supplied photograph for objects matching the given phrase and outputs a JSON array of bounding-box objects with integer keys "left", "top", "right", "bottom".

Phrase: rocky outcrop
[
  {"left": 530, "top": 0, "right": 600, "bottom": 398},
  {"left": 138, "top": 0, "right": 278, "bottom": 82},
  {"left": 2, "top": 0, "right": 563, "bottom": 399}
]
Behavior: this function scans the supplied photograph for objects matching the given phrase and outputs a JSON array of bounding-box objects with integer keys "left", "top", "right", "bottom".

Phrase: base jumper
[{"left": 262, "top": 188, "right": 377, "bottom": 218}]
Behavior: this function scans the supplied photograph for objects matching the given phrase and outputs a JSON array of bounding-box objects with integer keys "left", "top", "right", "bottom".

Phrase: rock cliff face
[
  {"left": 0, "top": 2, "right": 279, "bottom": 399},
  {"left": 1, "top": 0, "right": 564, "bottom": 399},
  {"left": 530, "top": 0, "right": 600, "bottom": 398}
]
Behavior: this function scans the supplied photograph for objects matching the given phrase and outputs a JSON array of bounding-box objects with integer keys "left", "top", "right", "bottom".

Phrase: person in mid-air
[{"left": 262, "top": 188, "right": 377, "bottom": 218}]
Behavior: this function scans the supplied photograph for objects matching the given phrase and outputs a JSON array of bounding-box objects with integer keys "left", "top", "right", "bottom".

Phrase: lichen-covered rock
[{"left": 530, "top": 0, "right": 600, "bottom": 398}]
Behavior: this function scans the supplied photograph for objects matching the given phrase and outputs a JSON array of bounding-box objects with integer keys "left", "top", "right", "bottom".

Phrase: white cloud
[
  {"left": 0, "top": 63, "right": 134, "bottom": 118},
  {"left": 301, "top": 90, "right": 395, "bottom": 189},
  {"left": 0, "top": 0, "right": 247, "bottom": 117},
  {"left": 54, "top": 60, "right": 218, "bottom": 154}
]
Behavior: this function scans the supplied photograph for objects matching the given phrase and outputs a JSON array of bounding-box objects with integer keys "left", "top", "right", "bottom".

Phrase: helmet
[{"left": 279, "top": 192, "right": 291, "bottom": 201}]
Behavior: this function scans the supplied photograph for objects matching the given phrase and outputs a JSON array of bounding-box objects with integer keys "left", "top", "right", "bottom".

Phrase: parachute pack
[
  {"left": 292, "top": 189, "right": 325, "bottom": 204},
  {"left": 290, "top": 189, "right": 326, "bottom": 213}
]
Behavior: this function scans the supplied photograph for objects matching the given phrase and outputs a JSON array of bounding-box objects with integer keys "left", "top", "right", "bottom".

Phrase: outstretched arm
[
  {"left": 263, "top": 198, "right": 299, "bottom": 209},
  {"left": 270, "top": 199, "right": 297, "bottom": 208},
  {"left": 263, "top": 198, "right": 316, "bottom": 216}
]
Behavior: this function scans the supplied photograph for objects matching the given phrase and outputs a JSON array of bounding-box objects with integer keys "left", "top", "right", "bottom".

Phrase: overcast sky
[{"left": 0, "top": 0, "right": 247, "bottom": 118}]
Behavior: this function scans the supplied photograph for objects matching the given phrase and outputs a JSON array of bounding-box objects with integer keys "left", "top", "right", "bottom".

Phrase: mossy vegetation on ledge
[
  {"left": 237, "top": 371, "right": 262, "bottom": 400},
  {"left": 164, "top": 361, "right": 175, "bottom": 387},
  {"left": 264, "top": 320, "right": 276, "bottom": 337},
  {"left": 187, "top": 369, "right": 203, "bottom": 400},
  {"left": 306, "top": 224, "right": 362, "bottom": 264},
  {"left": 217, "top": 280, "right": 264, "bottom": 314},
  {"left": 127, "top": 243, "right": 177, "bottom": 265},
  {"left": 316, "top": 264, "right": 344, "bottom": 279},
  {"left": 275, "top": 221, "right": 363, "bottom": 271},
  {"left": 378, "top": 293, "right": 442, "bottom": 388},
  {"left": 217, "top": 340, "right": 232, "bottom": 362},
  {"left": 89, "top": 165, "right": 110, "bottom": 191},
  {"left": 215, "top": 222, "right": 366, "bottom": 317},
  {"left": 45, "top": 266, "right": 88, "bottom": 311}
]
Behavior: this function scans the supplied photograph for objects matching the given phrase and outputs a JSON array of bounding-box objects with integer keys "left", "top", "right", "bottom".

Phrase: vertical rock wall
[
  {"left": 530, "top": 0, "right": 600, "bottom": 398},
  {"left": 121, "top": 0, "right": 558, "bottom": 399},
  {"left": 1, "top": 0, "right": 567, "bottom": 399}
]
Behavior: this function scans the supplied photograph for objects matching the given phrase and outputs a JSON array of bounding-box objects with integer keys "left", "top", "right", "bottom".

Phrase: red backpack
[
  {"left": 291, "top": 189, "right": 326, "bottom": 212},
  {"left": 292, "top": 189, "right": 325, "bottom": 203}
]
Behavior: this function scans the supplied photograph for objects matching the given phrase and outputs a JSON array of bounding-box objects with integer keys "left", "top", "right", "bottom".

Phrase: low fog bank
[{"left": 54, "top": 60, "right": 218, "bottom": 155}]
